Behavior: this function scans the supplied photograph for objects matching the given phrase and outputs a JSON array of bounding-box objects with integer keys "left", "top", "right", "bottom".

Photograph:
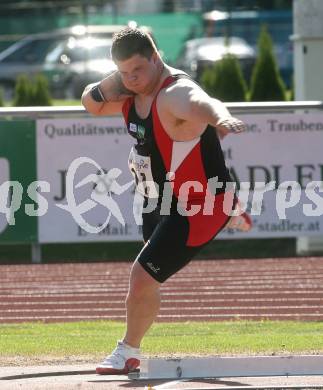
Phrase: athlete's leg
[
  {"left": 123, "top": 260, "right": 161, "bottom": 348},
  {"left": 121, "top": 204, "right": 162, "bottom": 348},
  {"left": 97, "top": 193, "right": 244, "bottom": 374},
  {"left": 122, "top": 210, "right": 192, "bottom": 348}
]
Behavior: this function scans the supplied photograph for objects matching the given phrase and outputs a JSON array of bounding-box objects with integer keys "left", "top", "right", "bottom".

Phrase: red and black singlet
[
  {"left": 122, "top": 74, "right": 232, "bottom": 204},
  {"left": 120, "top": 74, "right": 235, "bottom": 283}
]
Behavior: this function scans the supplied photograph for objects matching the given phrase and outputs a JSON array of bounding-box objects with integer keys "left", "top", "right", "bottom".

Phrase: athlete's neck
[{"left": 139, "top": 59, "right": 166, "bottom": 98}]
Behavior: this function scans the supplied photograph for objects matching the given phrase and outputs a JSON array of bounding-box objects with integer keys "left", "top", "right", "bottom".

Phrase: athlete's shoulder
[
  {"left": 160, "top": 66, "right": 203, "bottom": 100},
  {"left": 157, "top": 67, "right": 210, "bottom": 119}
]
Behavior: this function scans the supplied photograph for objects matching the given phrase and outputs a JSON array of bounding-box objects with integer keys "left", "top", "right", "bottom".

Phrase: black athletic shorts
[{"left": 136, "top": 193, "right": 236, "bottom": 283}]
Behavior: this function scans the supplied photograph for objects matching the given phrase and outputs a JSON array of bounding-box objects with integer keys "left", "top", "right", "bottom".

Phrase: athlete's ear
[{"left": 151, "top": 52, "right": 158, "bottom": 64}]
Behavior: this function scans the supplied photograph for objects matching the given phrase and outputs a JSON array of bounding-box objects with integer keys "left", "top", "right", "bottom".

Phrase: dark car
[
  {"left": 177, "top": 37, "right": 256, "bottom": 82},
  {"left": 0, "top": 24, "right": 152, "bottom": 99}
]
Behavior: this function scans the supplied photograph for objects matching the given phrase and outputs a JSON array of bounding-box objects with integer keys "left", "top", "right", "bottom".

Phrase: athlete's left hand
[{"left": 216, "top": 117, "right": 246, "bottom": 139}]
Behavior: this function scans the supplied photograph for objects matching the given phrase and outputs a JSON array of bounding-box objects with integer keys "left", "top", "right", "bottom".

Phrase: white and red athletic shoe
[{"left": 96, "top": 341, "right": 140, "bottom": 375}]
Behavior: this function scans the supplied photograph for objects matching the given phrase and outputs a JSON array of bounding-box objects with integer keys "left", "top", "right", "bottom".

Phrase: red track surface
[{"left": 1, "top": 257, "right": 323, "bottom": 323}]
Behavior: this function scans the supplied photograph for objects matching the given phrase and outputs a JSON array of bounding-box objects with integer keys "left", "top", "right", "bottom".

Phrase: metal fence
[{"left": 1, "top": 101, "right": 323, "bottom": 119}]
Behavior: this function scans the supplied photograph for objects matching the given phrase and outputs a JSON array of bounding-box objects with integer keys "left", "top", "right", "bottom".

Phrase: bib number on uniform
[{"left": 128, "top": 147, "right": 159, "bottom": 198}]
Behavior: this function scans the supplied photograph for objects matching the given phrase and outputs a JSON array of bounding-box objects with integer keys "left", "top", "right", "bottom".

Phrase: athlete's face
[{"left": 115, "top": 53, "right": 159, "bottom": 95}]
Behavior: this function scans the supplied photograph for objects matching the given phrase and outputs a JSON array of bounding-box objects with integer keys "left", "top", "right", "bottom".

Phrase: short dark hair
[{"left": 111, "top": 27, "right": 156, "bottom": 61}]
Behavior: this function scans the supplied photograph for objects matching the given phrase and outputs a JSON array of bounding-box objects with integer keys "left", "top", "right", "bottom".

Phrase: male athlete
[{"left": 82, "top": 27, "right": 251, "bottom": 375}]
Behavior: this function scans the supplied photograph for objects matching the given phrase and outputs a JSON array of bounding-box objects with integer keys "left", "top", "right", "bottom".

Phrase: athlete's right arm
[{"left": 81, "top": 71, "right": 134, "bottom": 116}]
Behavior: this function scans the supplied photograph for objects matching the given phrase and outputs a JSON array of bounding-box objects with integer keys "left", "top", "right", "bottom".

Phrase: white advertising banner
[
  {"left": 36, "top": 113, "right": 323, "bottom": 243},
  {"left": 218, "top": 113, "right": 323, "bottom": 239},
  {"left": 37, "top": 117, "right": 142, "bottom": 243}
]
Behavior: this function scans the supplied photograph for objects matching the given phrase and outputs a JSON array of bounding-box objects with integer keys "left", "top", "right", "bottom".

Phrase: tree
[
  {"left": 249, "top": 26, "right": 286, "bottom": 101},
  {"left": 32, "top": 74, "right": 52, "bottom": 106},
  {"left": 13, "top": 74, "right": 33, "bottom": 106},
  {"left": 201, "top": 54, "right": 247, "bottom": 102},
  {"left": 13, "top": 74, "right": 52, "bottom": 106},
  {"left": 0, "top": 88, "right": 4, "bottom": 107}
]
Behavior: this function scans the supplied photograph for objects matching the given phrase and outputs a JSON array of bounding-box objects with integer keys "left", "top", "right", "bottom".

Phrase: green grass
[
  {"left": 2, "top": 99, "right": 81, "bottom": 107},
  {"left": 1, "top": 321, "right": 323, "bottom": 362},
  {"left": 52, "top": 99, "right": 81, "bottom": 106}
]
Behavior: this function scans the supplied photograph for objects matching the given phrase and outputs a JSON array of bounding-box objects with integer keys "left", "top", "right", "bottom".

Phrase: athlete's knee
[
  {"left": 127, "top": 261, "right": 160, "bottom": 300},
  {"left": 126, "top": 283, "right": 160, "bottom": 307}
]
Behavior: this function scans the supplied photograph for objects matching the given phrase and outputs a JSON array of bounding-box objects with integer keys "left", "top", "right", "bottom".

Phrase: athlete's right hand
[
  {"left": 215, "top": 117, "right": 246, "bottom": 139},
  {"left": 224, "top": 201, "right": 253, "bottom": 232}
]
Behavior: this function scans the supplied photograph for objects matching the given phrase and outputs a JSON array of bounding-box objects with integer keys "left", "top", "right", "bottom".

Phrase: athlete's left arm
[{"left": 164, "top": 80, "right": 246, "bottom": 139}]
